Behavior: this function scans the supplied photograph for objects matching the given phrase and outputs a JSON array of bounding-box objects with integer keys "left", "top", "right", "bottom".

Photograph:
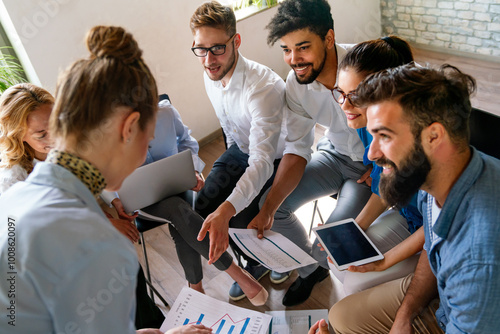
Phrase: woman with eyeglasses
[
  {"left": 314, "top": 36, "right": 424, "bottom": 297},
  {"left": 0, "top": 25, "right": 211, "bottom": 334}
]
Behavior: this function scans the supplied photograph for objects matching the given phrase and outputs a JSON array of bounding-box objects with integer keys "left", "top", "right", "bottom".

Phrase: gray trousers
[
  {"left": 269, "top": 137, "right": 372, "bottom": 277},
  {"left": 141, "top": 195, "right": 233, "bottom": 284}
]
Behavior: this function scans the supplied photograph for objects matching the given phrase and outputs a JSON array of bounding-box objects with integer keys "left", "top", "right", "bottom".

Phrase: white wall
[{"left": 1, "top": 0, "right": 380, "bottom": 141}]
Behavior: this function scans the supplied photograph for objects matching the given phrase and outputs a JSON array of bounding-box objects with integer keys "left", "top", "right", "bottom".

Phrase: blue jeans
[{"left": 269, "top": 137, "right": 371, "bottom": 277}]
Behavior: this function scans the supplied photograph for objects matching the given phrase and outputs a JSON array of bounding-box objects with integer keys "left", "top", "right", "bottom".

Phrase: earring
[{"left": 126, "top": 138, "right": 130, "bottom": 143}]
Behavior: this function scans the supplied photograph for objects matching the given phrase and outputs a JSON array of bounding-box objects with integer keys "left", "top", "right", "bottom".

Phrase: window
[
  {"left": 0, "top": 23, "right": 26, "bottom": 92},
  {"left": 220, "top": 0, "right": 283, "bottom": 20}
]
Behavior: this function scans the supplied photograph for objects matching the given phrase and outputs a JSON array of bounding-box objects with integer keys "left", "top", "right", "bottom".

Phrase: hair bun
[{"left": 86, "top": 25, "right": 142, "bottom": 65}]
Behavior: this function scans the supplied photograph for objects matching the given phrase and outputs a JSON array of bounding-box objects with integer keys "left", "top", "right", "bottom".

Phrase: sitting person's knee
[{"left": 329, "top": 296, "right": 360, "bottom": 333}]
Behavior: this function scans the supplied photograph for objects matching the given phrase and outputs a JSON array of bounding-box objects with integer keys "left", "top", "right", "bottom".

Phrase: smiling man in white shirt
[
  {"left": 247, "top": 0, "right": 372, "bottom": 307},
  {"left": 190, "top": 1, "right": 287, "bottom": 301}
]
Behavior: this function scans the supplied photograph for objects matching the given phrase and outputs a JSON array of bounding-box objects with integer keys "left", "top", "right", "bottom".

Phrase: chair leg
[
  {"left": 139, "top": 232, "right": 154, "bottom": 303},
  {"left": 317, "top": 204, "right": 325, "bottom": 225},
  {"left": 309, "top": 200, "right": 319, "bottom": 237},
  {"left": 143, "top": 277, "right": 169, "bottom": 308}
]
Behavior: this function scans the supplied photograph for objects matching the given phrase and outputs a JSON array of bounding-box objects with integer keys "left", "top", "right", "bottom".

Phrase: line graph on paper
[{"left": 160, "top": 287, "right": 272, "bottom": 334}]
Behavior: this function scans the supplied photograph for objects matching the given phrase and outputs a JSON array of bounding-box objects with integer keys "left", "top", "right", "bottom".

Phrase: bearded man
[{"left": 329, "top": 63, "right": 500, "bottom": 334}]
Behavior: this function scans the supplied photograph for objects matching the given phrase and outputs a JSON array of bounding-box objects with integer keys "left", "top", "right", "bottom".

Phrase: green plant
[{"left": 0, "top": 46, "right": 25, "bottom": 93}]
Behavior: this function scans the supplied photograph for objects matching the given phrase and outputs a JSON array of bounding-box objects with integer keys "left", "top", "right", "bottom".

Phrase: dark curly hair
[{"left": 266, "top": 0, "right": 334, "bottom": 45}]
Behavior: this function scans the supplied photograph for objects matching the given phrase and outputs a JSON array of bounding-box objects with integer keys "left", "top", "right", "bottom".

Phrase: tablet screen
[{"left": 314, "top": 220, "right": 382, "bottom": 268}]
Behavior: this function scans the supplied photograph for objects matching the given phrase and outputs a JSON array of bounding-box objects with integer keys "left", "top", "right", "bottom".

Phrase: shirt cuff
[
  {"left": 192, "top": 154, "right": 206, "bottom": 173},
  {"left": 100, "top": 191, "right": 118, "bottom": 207},
  {"left": 226, "top": 191, "right": 248, "bottom": 215}
]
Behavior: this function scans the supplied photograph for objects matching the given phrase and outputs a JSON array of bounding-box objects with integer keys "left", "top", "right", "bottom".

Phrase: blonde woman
[
  {"left": 0, "top": 83, "right": 53, "bottom": 194},
  {"left": 0, "top": 26, "right": 210, "bottom": 334}
]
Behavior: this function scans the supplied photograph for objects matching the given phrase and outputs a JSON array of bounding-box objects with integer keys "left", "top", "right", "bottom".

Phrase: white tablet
[{"left": 313, "top": 218, "right": 384, "bottom": 271}]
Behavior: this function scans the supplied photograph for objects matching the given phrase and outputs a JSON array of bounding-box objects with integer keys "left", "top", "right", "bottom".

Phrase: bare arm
[
  {"left": 389, "top": 250, "right": 438, "bottom": 334},
  {"left": 348, "top": 226, "right": 424, "bottom": 273},
  {"left": 355, "top": 193, "right": 388, "bottom": 230},
  {"left": 247, "top": 154, "right": 307, "bottom": 238}
]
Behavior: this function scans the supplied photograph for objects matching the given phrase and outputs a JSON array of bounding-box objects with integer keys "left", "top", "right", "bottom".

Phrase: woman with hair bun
[
  {"left": 0, "top": 26, "right": 210, "bottom": 334},
  {"left": 0, "top": 83, "right": 54, "bottom": 194}
]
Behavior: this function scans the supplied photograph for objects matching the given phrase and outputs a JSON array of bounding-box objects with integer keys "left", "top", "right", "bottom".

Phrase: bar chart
[{"left": 160, "top": 287, "right": 272, "bottom": 334}]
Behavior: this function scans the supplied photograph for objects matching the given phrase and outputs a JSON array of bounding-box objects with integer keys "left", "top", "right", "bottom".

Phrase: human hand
[
  {"left": 347, "top": 258, "right": 388, "bottom": 273},
  {"left": 197, "top": 202, "right": 235, "bottom": 264},
  {"left": 165, "top": 324, "right": 213, "bottom": 334},
  {"left": 389, "top": 316, "right": 414, "bottom": 334},
  {"left": 247, "top": 211, "right": 274, "bottom": 239},
  {"left": 357, "top": 166, "right": 373, "bottom": 187},
  {"left": 308, "top": 319, "right": 329, "bottom": 334},
  {"left": 111, "top": 198, "right": 138, "bottom": 222},
  {"left": 191, "top": 172, "right": 205, "bottom": 192},
  {"left": 136, "top": 328, "right": 164, "bottom": 334},
  {"left": 316, "top": 240, "right": 334, "bottom": 265},
  {"left": 106, "top": 213, "right": 139, "bottom": 243}
]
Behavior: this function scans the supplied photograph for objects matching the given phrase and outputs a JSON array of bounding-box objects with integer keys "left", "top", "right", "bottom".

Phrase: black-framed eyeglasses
[
  {"left": 332, "top": 87, "right": 356, "bottom": 105},
  {"left": 191, "top": 34, "right": 236, "bottom": 57}
]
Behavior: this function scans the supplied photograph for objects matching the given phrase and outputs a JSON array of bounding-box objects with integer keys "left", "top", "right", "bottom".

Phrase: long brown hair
[{"left": 0, "top": 83, "right": 54, "bottom": 173}]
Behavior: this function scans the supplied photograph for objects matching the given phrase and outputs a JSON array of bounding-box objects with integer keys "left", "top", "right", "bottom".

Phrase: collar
[
  {"left": 433, "top": 147, "right": 482, "bottom": 238},
  {"left": 46, "top": 150, "right": 107, "bottom": 198}
]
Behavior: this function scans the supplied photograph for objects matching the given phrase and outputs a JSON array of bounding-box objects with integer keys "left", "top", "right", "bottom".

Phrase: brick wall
[{"left": 381, "top": 0, "right": 500, "bottom": 57}]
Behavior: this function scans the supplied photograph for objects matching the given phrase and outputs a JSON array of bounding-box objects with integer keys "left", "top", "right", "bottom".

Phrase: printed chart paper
[
  {"left": 228, "top": 228, "right": 317, "bottom": 273},
  {"left": 266, "top": 309, "right": 329, "bottom": 334},
  {"left": 160, "top": 287, "right": 272, "bottom": 334}
]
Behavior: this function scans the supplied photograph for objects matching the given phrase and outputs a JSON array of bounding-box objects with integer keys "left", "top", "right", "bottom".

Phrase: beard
[
  {"left": 293, "top": 50, "right": 327, "bottom": 84},
  {"left": 378, "top": 141, "right": 431, "bottom": 208}
]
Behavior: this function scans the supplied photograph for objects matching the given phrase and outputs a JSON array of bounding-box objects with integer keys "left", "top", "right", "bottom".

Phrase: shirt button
[{"left": 233, "top": 129, "right": 237, "bottom": 132}]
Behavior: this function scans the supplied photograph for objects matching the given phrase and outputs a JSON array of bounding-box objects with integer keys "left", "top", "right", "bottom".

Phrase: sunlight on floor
[{"left": 294, "top": 196, "right": 337, "bottom": 242}]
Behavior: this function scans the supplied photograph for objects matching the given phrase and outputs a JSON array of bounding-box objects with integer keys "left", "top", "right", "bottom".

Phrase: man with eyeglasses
[
  {"left": 247, "top": 0, "right": 372, "bottom": 307},
  {"left": 189, "top": 1, "right": 287, "bottom": 302}
]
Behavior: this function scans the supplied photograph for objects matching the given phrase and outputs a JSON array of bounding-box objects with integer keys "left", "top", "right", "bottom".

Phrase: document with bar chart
[{"left": 160, "top": 287, "right": 272, "bottom": 334}]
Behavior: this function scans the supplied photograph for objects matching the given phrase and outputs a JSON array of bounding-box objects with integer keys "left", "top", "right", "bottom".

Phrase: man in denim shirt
[{"left": 328, "top": 64, "right": 500, "bottom": 333}]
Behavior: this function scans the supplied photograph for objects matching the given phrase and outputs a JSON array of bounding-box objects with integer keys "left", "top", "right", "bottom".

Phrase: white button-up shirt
[
  {"left": 284, "top": 44, "right": 365, "bottom": 162},
  {"left": 204, "top": 54, "right": 286, "bottom": 214}
]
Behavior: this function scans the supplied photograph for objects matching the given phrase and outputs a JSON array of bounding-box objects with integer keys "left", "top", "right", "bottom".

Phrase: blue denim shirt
[{"left": 419, "top": 147, "right": 500, "bottom": 333}]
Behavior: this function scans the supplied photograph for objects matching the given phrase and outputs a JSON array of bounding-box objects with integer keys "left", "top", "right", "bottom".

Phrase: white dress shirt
[
  {"left": 0, "top": 159, "right": 40, "bottom": 196},
  {"left": 284, "top": 44, "right": 365, "bottom": 162},
  {"left": 0, "top": 163, "right": 138, "bottom": 333},
  {"left": 204, "top": 54, "right": 287, "bottom": 214}
]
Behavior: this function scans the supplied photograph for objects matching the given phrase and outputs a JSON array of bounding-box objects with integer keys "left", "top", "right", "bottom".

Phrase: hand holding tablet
[{"left": 313, "top": 218, "right": 384, "bottom": 271}]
